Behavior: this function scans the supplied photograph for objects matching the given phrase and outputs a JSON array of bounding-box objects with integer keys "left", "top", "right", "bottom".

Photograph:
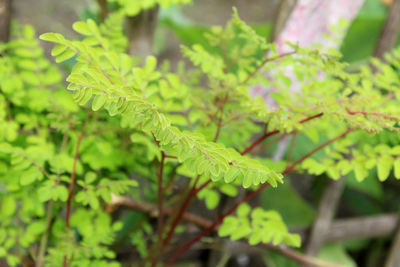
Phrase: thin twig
[
  {"left": 157, "top": 153, "right": 166, "bottom": 246},
  {"left": 165, "top": 128, "right": 353, "bottom": 265},
  {"left": 36, "top": 201, "right": 54, "bottom": 267},
  {"left": 213, "top": 95, "right": 229, "bottom": 142},
  {"left": 241, "top": 112, "right": 323, "bottom": 155},
  {"left": 346, "top": 108, "right": 400, "bottom": 121},
  {"left": 284, "top": 129, "right": 352, "bottom": 174},
  {"left": 63, "top": 112, "right": 90, "bottom": 267},
  {"left": 162, "top": 175, "right": 201, "bottom": 248},
  {"left": 111, "top": 196, "right": 342, "bottom": 267},
  {"left": 241, "top": 51, "right": 296, "bottom": 85}
]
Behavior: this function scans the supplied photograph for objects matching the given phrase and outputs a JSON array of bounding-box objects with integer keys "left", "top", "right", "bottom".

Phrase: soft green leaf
[
  {"left": 377, "top": 155, "right": 393, "bottom": 181},
  {"left": 92, "top": 94, "right": 106, "bottom": 111},
  {"left": 72, "top": 21, "right": 92, "bottom": 36}
]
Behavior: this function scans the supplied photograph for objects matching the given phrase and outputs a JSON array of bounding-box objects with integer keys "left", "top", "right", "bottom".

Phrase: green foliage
[
  {"left": 218, "top": 203, "right": 301, "bottom": 247},
  {"left": 0, "top": 22, "right": 137, "bottom": 266},
  {"left": 108, "top": 0, "right": 191, "bottom": 16},
  {"left": 1, "top": 4, "right": 400, "bottom": 266},
  {"left": 39, "top": 24, "right": 284, "bottom": 189}
]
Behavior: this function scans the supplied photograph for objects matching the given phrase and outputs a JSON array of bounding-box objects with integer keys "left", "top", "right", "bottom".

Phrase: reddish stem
[
  {"left": 161, "top": 112, "right": 324, "bottom": 261},
  {"left": 165, "top": 128, "right": 352, "bottom": 265},
  {"left": 165, "top": 181, "right": 269, "bottom": 266},
  {"left": 157, "top": 153, "right": 166, "bottom": 245},
  {"left": 346, "top": 108, "right": 400, "bottom": 121},
  {"left": 63, "top": 113, "right": 90, "bottom": 267},
  {"left": 284, "top": 128, "right": 352, "bottom": 174},
  {"left": 213, "top": 95, "right": 229, "bottom": 142},
  {"left": 162, "top": 176, "right": 201, "bottom": 248},
  {"left": 241, "top": 112, "right": 323, "bottom": 155}
]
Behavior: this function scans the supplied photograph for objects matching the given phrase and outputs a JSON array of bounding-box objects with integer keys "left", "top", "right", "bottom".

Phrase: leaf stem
[
  {"left": 346, "top": 108, "right": 400, "bottom": 121},
  {"left": 284, "top": 128, "right": 352, "bottom": 173},
  {"left": 36, "top": 200, "right": 54, "bottom": 267},
  {"left": 165, "top": 128, "right": 352, "bottom": 265},
  {"left": 157, "top": 152, "right": 166, "bottom": 246},
  {"left": 63, "top": 112, "right": 90, "bottom": 267},
  {"left": 162, "top": 175, "right": 201, "bottom": 248},
  {"left": 241, "top": 51, "right": 296, "bottom": 85},
  {"left": 112, "top": 197, "right": 343, "bottom": 267},
  {"left": 241, "top": 112, "right": 323, "bottom": 155}
]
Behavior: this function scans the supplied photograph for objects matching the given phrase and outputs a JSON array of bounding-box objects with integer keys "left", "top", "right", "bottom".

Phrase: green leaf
[
  {"left": 0, "top": 247, "right": 6, "bottom": 257},
  {"left": 92, "top": 94, "right": 106, "bottom": 111},
  {"left": 20, "top": 169, "right": 39, "bottom": 185},
  {"left": 2, "top": 197, "right": 16, "bottom": 216},
  {"left": 218, "top": 217, "right": 237, "bottom": 237},
  {"left": 57, "top": 186, "right": 69, "bottom": 202},
  {"left": 85, "top": 172, "right": 97, "bottom": 184},
  {"left": 205, "top": 190, "right": 219, "bottom": 209},
  {"left": 242, "top": 171, "right": 253, "bottom": 188},
  {"left": 55, "top": 49, "right": 75, "bottom": 63},
  {"left": 224, "top": 168, "right": 240, "bottom": 183},
  {"left": 72, "top": 21, "right": 92, "bottom": 36},
  {"left": 354, "top": 162, "right": 368, "bottom": 182},
  {"left": 39, "top": 32, "right": 64, "bottom": 44},
  {"left": 219, "top": 184, "right": 238, "bottom": 197},
  {"left": 51, "top": 44, "right": 67, "bottom": 56},
  {"left": 145, "top": 56, "right": 157, "bottom": 73},
  {"left": 377, "top": 155, "right": 393, "bottom": 181},
  {"left": 318, "top": 244, "right": 357, "bottom": 267},
  {"left": 237, "top": 203, "right": 251, "bottom": 217}
]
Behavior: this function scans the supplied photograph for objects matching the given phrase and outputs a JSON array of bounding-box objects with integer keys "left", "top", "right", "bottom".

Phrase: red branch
[
  {"left": 63, "top": 113, "right": 90, "bottom": 267},
  {"left": 346, "top": 108, "right": 400, "bottom": 121},
  {"left": 241, "top": 112, "right": 324, "bottom": 155},
  {"left": 160, "top": 112, "right": 324, "bottom": 263},
  {"left": 165, "top": 128, "right": 352, "bottom": 265},
  {"left": 162, "top": 176, "right": 201, "bottom": 248},
  {"left": 157, "top": 153, "right": 165, "bottom": 245},
  {"left": 284, "top": 128, "right": 353, "bottom": 173}
]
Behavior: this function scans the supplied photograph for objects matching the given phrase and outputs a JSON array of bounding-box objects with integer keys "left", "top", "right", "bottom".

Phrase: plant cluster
[{"left": 0, "top": 2, "right": 399, "bottom": 266}]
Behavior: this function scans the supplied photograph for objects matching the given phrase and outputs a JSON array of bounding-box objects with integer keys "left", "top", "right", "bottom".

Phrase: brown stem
[
  {"left": 156, "top": 153, "right": 165, "bottom": 245},
  {"left": 166, "top": 128, "right": 352, "bottom": 265},
  {"left": 241, "top": 112, "right": 323, "bottom": 155},
  {"left": 63, "top": 113, "right": 90, "bottom": 267},
  {"left": 111, "top": 196, "right": 342, "bottom": 267},
  {"left": 346, "top": 108, "right": 400, "bottom": 121},
  {"left": 112, "top": 197, "right": 400, "bottom": 247},
  {"left": 213, "top": 95, "right": 229, "bottom": 142},
  {"left": 166, "top": 183, "right": 270, "bottom": 265},
  {"left": 162, "top": 175, "right": 201, "bottom": 248},
  {"left": 110, "top": 196, "right": 213, "bottom": 229},
  {"left": 284, "top": 128, "right": 352, "bottom": 174}
]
